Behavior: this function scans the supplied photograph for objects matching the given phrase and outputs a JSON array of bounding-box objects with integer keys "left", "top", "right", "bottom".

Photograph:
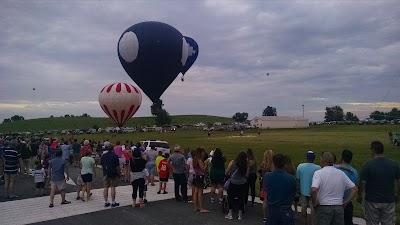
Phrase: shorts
[
  {"left": 4, "top": 173, "right": 17, "bottom": 183},
  {"left": 210, "top": 177, "right": 225, "bottom": 187},
  {"left": 193, "top": 174, "right": 205, "bottom": 188},
  {"left": 77, "top": 174, "right": 83, "bottom": 186},
  {"left": 188, "top": 172, "right": 195, "bottom": 186},
  {"left": 300, "top": 195, "right": 313, "bottom": 208},
  {"left": 103, "top": 176, "right": 119, "bottom": 188},
  {"left": 118, "top": 158, "right": 125, "bottom": 167},
  {"left": 81, "top": 173, "right": 93, "bottom": 183},
  {"left": 35, "top": 182, "right": 45, "bottom": 189},
  {"left": 160, "top": 177, "right": 168, "bottom": 182},
  {"left": 51, "top": 180, "right": 66, "bottom": 190},
  {"left": 145, "top": 164, "right": 156, "bottom": 176}
]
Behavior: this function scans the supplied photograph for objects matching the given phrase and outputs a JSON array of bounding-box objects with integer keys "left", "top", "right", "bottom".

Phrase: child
[
  {"left": 41, "top": 153, "right": 50, "bottom": 188},
  {"left": 143, "top": 168, "right": 149, "bottom": 203},
  {"left": 157, "top": 153, "right": 170, "bottom": 194},
  {"left": 76, "top": 167, "right": 84, "bottom": 200},
  {"left": 33, "top": 161, "right": 45, "bottom": 197}
]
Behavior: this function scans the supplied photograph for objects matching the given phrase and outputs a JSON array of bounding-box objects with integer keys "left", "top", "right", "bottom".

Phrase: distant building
[{"left": 250, "top": 116, "right": 309, "bottom": 129}]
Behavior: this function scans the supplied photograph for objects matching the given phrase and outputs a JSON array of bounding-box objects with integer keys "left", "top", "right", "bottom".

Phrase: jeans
[
  {"left": 315, "top": 205, "right": 344, "bottom": 225},
  {"left": 131, "top": 178, "right": 145, "bottom": 199},
  {"left": 344, "top": 201, "right": 353, "bottom": 225},
  {"left": 173, "top": 173, "right": 187, "bottom": 201},
  {"left": 228, "top": 183, "right": 246, "bottom": 210},
  {"left": 245, "top": 173, "right": 257, "bottom": 204},
  {"left": 266, "top": 206, "right": 294, "bottom": 225}
]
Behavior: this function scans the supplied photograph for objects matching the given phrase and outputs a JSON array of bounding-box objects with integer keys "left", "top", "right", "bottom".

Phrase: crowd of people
[{"left": 0, "top": 136, "right": 399, "bottom": 225}]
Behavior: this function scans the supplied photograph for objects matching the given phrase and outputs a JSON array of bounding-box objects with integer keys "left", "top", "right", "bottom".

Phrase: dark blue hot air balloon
[{"left": 117, "top": 21, "right": 198, "bottom": 114}]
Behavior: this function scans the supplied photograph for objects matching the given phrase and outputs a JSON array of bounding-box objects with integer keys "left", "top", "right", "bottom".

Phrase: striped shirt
[{"left": 4, "top": 148, "right": 21, "bottom": 174}]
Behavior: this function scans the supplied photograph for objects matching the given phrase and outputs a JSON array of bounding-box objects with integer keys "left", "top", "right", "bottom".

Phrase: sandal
[
  {"left": 49, "top": 203, "right": 54, "bottom": 208},
  {"left": 200, "top": 209, "right": 210, "bottom": 213},
  {"left": 61, "top": 200, "right": 71, "bottom": 205}
]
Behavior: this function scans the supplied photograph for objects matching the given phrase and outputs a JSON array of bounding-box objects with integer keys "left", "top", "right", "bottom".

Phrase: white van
[{"left": 140, "top": 140, "right": 171, "bottom": 155}]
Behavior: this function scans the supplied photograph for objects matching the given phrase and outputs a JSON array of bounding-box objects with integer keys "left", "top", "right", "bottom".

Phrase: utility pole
[{"left": 302, "top": 104, "right": 305, "bottom": 118}]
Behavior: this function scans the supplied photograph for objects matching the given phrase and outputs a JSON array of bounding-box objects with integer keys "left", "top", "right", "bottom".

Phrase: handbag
[{"left": 224, "top": 169, "right": 238, "bottom": 190}]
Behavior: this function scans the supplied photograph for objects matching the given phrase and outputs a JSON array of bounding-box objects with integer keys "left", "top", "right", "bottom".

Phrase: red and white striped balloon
[{"left": 99, "top": 83, "right": 142, "bottom": 127}]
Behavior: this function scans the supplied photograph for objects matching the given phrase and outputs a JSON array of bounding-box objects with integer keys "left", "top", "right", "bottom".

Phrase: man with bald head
[{"left": 311, "top": 152, "right": 358, "bottom": 225}]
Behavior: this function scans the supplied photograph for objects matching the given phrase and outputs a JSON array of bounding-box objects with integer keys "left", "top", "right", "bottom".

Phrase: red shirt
[
  {"left": 158, "top": 159, "right": 170, "bottom": 179},
  {"left": 80, "top": 145, "right": 89, "bottom": 157}
]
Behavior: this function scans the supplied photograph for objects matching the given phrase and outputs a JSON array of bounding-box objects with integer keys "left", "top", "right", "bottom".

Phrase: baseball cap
[{"left": 306, "top": 151, "right": 315, "bottom": 160}]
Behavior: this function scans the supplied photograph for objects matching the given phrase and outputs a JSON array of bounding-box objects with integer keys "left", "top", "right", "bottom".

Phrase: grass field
[
  {"left": 0, "top": 115, "right": 233, "bottom": 133},
  {"left": 51, "top": 124, "right": 400, "bottom": 222},
  {"left": 1, "top": 117, "right": 400, "bottom": 222}
]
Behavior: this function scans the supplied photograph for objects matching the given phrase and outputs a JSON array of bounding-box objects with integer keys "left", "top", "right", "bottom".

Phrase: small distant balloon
[
  {"left": 33, "top": 88, "right": 35, "bottom": 90},
  {"left": 266, "top": 73, "right": 269, "bottom": 76}
]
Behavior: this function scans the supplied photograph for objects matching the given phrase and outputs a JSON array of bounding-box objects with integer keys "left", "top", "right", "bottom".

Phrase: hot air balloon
[
  {"left": 98, "top": 82, "right": 142, "bottom": 127},
  {"left": 117, "top": 21, "right": 199, "bottom": 115}
]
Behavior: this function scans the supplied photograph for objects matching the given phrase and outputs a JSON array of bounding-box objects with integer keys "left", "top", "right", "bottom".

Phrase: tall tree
[
  {"left": 369, "top": 111, "right": 385, "bottom": 120},
  {"left": 386, "top": 108, "right": 399, "bottom": 120},
  {"left": 81, "top": 113, "right": 90, "bottom": 117},
  {"left": 232, "top": 112, "right": 248, "bottom": 123},
  {"left": 262, "top": 106, "right": 277, "bottom": 116},
  {"left": 10, "top": 115, "right": 24, "bottom": 121},
  {"left": 324, "top": 106, "right": 344, "bottom": 122},
  {"left": 345, "top": 112, "right": 359, "bottom": 122},
  {"left": 2, "top": 118, "right": 12, "bottom": 123},
  {"left": 155, "top": 109, "right": 171, "bottom": 127}
]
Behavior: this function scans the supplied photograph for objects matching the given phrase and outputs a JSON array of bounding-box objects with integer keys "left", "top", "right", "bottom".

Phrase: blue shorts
[{"left": 145, "top": 164, "right": 156, "bottom": 176}]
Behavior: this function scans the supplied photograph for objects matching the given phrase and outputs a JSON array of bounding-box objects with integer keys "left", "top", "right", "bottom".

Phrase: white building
[{"left": 250, "top": 116, "right": 309, "bottom": 129}]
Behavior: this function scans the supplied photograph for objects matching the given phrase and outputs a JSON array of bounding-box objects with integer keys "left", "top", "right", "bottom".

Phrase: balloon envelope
[
  {"left": 117, "top": 21, "right": 198, "bottom": 103},
  {"left": 98, "top": 83, "right": 142, "bottom": 127},
  {"left": 181, "top": 36, "right": 199, "bottom": 75}
]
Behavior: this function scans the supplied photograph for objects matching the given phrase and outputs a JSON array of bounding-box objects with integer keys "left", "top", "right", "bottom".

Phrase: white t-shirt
[
  {"left": 33, "top": 168, "right": 45, "bottom": 183},
  {"left": 311, "top": 166, "right": 355, "bottom": 205}
]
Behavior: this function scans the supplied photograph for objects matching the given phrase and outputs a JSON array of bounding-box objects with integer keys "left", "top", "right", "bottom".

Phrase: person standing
[
  {"left": 264, "top": 154, "right": 297, "bottom": 224},
  {"left": 158, "top": 153, "right": 171, "bottom": 194},
  {"left": 3, "top": 140, "right": 23, "bottom": 199},
  {"left": 337, "top": 150, "right": 358, "bottom": 225},
  {"left": 311, "top": 152, "right": 358, "bottom": 225},
  {"left": 296, "top": 151, "right": 321, "bottom": 225},
  {"left": 60, "top": 141, "right": 71, "bottom": 165},
  {"left": 210, "top": 148, "right": 225, "bottom": 204},
  {"left": 19, "top": 141, "right": 31, "bottom": 177},
  {"left": 245, "top": 149, "right": 257, "bottom": 206},
  {"left": 101, "top": 144, "right": 120, "bottom": 208},
  {"left": 167, "top": 144, "right": 188, "bottom": 202},
  {"left": 130, "top": 148, "right": 147, "bottom": 208},
  {"left": 225, "top": 151, "right": 250, "bottom": 220},
  {"left": 260, "top": 149, "right": 274, "bottom": 223},
  {"left": 48, "top": 150, "right": 70, "bottom": 208},
  {"left": 193, "top": 148, "right": 210, "bottom": 213},
  {"left": 71, "top": 139, "right": 81, "bottom": 167},
  {"left": 358, "top": 141, "right": 400, "bottom": 225},
  {"left": 144, "top": 145, "right": 158, "bottom": 186},
  {"left": 80, "top": 150, "right": 96, "bottom": 201}
]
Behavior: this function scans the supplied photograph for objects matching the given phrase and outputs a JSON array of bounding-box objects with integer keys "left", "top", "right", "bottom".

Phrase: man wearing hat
[
  {"left": 296, "top": 151, "right": 321, "bottom": 225},
  {"left": 311, "top": 152, "right": 358, "bottom": 225}
]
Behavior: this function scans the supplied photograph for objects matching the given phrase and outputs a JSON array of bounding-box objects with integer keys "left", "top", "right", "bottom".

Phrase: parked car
[{"left": 140, "top": 140, "right": 171, "bottom": 155}]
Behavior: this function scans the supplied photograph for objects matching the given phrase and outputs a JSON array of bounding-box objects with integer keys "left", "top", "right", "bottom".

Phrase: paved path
[{"left": 0, "top": 165, "right": 366, "bottom": 225}]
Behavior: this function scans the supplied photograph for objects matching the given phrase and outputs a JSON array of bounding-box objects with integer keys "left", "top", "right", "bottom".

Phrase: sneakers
[
  {"left": 262, "top": 218, "right": 267, "bottom": 223},
  {"left": 111, "top": 202, "right": 120, "bottom": 208},
  {"left": 211, "top": 197, "right": 215, "bottom": 203},
  {"left": 157, "top": 191, "right": 161, "bottom": 194},
  {"left": 104, "top": 202, "right": 111, "bottom": 207},
  {"left": 225, "top": 214, "right": 233, "bottom": 220},
  {"left": 238, "top": 215, "right": 243, "bottom": 220},
  {"left": 218, "top": 198, "right": 223, "bottom": 204}
]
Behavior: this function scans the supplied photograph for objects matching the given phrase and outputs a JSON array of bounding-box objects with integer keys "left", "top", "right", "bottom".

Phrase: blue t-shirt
[
  {"left": 50, "top": 157, "right": 67, "bottom": 182},
  {"left": 339, "top": 163, "right": 358, "bottom": 199},
  {"left": 296, "top": 162, "right": 321, "bottom": 196},
  {"left": 264, "top": 169, "right": 296, "bottom": 207},
  {"left": 61, "top": 144, "right": 70, "bottom": 160}
]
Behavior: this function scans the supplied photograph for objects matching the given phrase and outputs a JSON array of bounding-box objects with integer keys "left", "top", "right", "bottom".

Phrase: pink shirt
[
  {"left": 114, "top": 145, "right": 123, "bottom": 158},
  {"left": 186, "top": 158, "right": 194, "bottom": 173}
]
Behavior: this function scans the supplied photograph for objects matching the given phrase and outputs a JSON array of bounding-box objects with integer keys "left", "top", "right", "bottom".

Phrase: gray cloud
[{"left": 1, "top": 0, "right": 399, "bottom": 122}]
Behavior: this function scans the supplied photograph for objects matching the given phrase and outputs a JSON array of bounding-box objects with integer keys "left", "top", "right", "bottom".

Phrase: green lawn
[
  {"left": 1, "top": 118, "right": 399, "bottom": 222},
  {"left": 55, "top": 124, "right": 400, "bottom": 222}
]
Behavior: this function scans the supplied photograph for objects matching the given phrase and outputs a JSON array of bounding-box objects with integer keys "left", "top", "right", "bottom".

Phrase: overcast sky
[{"left": 1, "top": 0, "right": 400, "bottom": 122}]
